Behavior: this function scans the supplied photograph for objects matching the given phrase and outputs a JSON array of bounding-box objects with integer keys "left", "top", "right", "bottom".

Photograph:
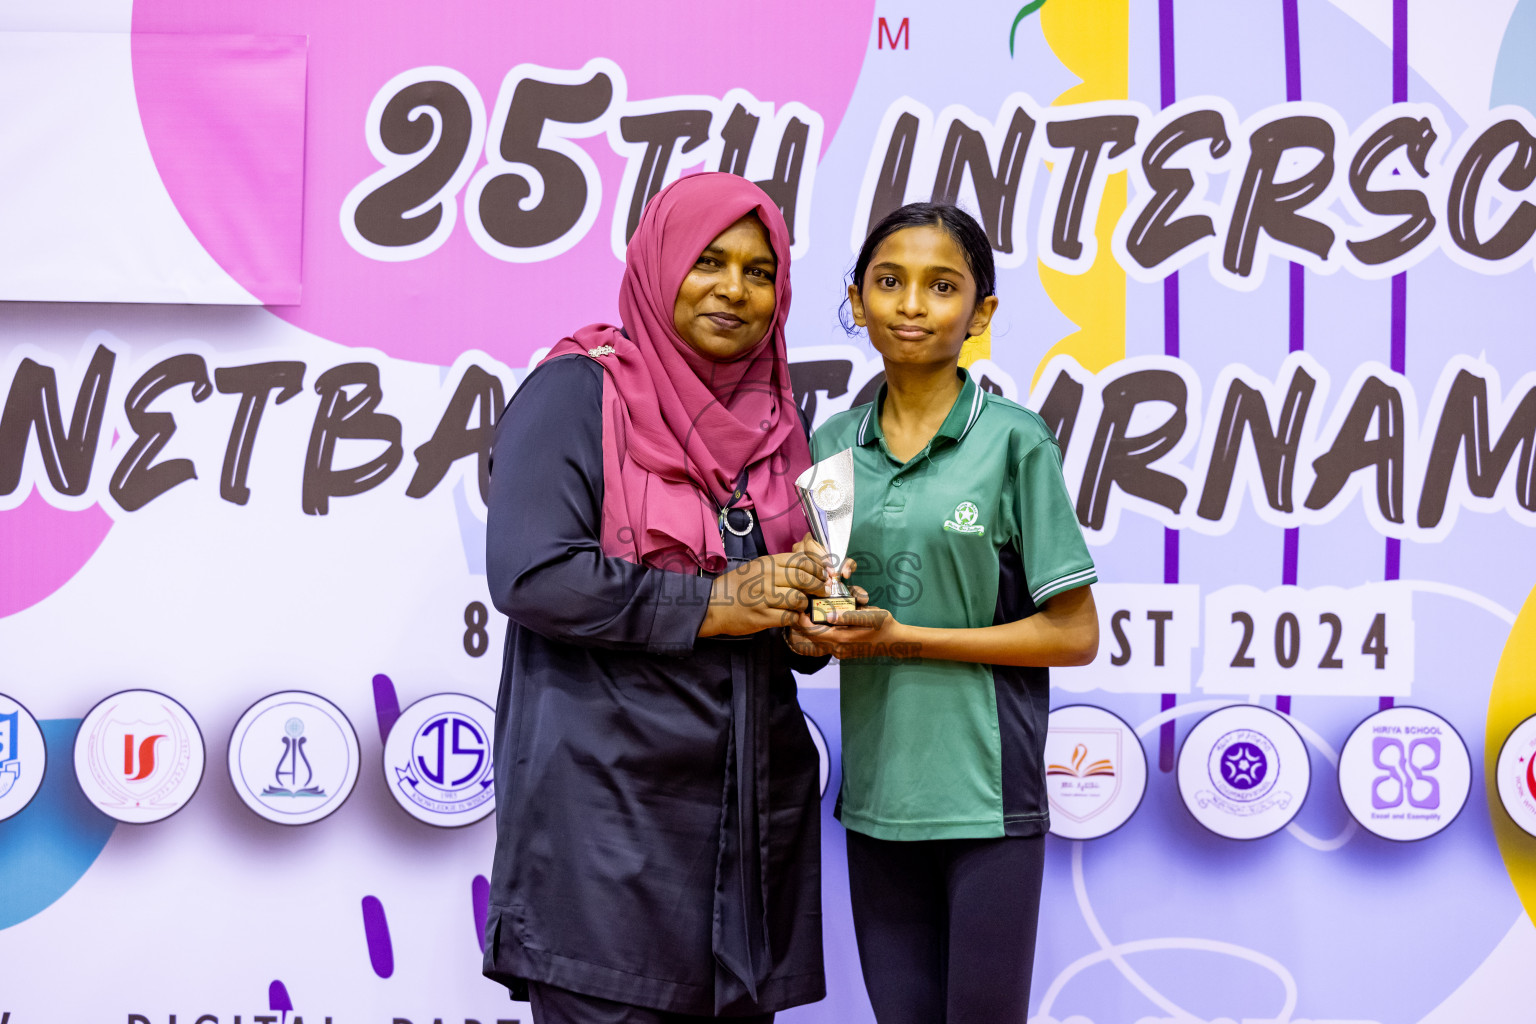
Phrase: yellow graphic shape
[
  {"left": 1490, "top": 583, "right": 1536, "bottom": 922},
  {"left": 1036, "top": 0, "right": 1129, "bottom": 386},
  {"left": 959, "top": 323, "right": 992, "bottom": 369}
]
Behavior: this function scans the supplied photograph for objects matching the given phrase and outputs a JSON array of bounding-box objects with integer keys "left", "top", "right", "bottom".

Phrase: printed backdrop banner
[
  {"left": 0, "top": 32, "right": 306, "bottom": 304},
  {"left": 2, "top": 1, "right": 1536, "bottom": 1023}
]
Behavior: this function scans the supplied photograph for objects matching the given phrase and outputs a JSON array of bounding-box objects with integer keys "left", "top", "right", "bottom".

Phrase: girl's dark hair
[{"left": 840, "top": 202, "right": 997, "bottom": 332}]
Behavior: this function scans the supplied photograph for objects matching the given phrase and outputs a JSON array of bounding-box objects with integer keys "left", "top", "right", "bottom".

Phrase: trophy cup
[{"left": 795, "top": 448, "right": 859, "bottom": 623}]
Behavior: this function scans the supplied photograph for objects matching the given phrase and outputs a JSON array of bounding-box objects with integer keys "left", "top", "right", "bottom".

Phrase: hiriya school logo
[
  {"left": 1045, "top": 705, "right": 1147, "bottom": 840},
  {"left": 73, "top": 690, "right": 205, "bottom": 824},
  {"left": 0, "top": 694, "right": 46, "bottom": 821},
  {"left": 383, "top": 693, "right": 495, "bottom": 827},
  {"left": 1496, "top": 713, "right": 1536, "bottom": 839},
  {"left": 229, "top": 691, "right": 360, "bottom": 826},
  {"left": 1338, "top": 706, "right": 1472, "bottom": 842},
  {"left": 944, "top": 500, "right": 985, "bottom": 536},
  {"left": 1178, "top": 704, "right": 1311, "bottom": 840}
]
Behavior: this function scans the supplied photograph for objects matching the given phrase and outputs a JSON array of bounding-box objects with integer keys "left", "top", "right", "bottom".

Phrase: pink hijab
[{"left": 544, "top": 173, "right": 811, "bottom": 574}]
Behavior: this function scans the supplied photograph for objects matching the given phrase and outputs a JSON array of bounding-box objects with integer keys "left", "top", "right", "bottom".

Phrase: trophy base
[{"left": 810, "top": 595, "right": 858, "bottom": 624}]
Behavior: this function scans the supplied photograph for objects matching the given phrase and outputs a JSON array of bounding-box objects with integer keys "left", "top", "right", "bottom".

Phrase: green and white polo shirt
[{"left": 811, "top": 368, "right": 1096, "bottom": 840}]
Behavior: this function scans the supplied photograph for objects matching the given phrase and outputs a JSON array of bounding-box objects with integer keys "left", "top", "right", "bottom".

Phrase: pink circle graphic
[
  {"left": 131, "top": 1, "right": 875, "bottom": 367},
  {"left": 0, "top": 491, "right": 113, "bottom": 619}
]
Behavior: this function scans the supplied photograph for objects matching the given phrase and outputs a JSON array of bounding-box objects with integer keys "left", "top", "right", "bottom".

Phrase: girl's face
[
  {"left": 847, "top": 224, "right": 997, "bottom": 372},
  {"left": 671, "top": 214, "right": 779, "bottom": 362}
]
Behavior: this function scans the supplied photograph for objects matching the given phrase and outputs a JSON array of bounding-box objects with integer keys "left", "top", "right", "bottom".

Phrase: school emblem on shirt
[{"left": 943, "top": 500, "right": 985, "bottom": 536}]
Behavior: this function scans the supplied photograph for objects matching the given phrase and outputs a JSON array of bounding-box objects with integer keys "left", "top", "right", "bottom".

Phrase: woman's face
[
  {"left": 847, "top": 224, "right": 997, "bottom": 372},
  {"left": 671, "top": 214, "right": 779, "bottom": 362}
]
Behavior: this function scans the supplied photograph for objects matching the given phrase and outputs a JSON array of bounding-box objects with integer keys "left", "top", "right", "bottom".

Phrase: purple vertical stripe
[
  {"left": 1383, "top": 3, "right": 1407, "bottom": 714},
  {"left": 268, "top": 980, "right": 293, "bottom": 1019},
  {"left": 1159, "top": 693, "right": 1178, "bottom": 773},
  {"left": 1158, "top": 0, "right": 1181, "bottom": 773},
  {"left": 473, "top": 874, "right": 491, "bottom": 954},
  {"left": 1164, "top": 275, "right": 1181, "bottom": 357},
  {"left": 361, "top": 895, "right": 395, "bottom": 978},
  {"left": 1393, "top": 0, "right": 1408, "bottom": 103},
  {"left": 1283, "top": 0, "right": 1302, "bottom": 102},
  {"left": 1158, "top": 0, "right": 1177, "bottom": 109},
  {"left": 372, "top": 673, "right": 402, "bottom": 744},
  {"left": 1391, "top": 273, "right": 1407, "bottom": 373},
  {"left": 1289, "top": 263, "right": 1306, "bottom": 352},
  {"left": 1280, "top": 0, "right": 1303, "bottom": 722}
]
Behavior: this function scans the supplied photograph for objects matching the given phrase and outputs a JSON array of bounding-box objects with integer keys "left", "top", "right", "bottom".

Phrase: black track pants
[{"left": 845, "top": 830, "right": 1046, "bottom": 1024}]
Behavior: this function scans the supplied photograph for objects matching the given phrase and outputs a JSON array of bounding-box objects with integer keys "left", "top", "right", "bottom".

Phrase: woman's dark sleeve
[{"left": 485, "top": 355, "right": 714, "bottom": 654}]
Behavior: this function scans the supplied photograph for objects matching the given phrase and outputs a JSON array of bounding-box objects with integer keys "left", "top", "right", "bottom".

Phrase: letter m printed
[{"left": 878, "top": 17, "right": 910, "bottom": 50}]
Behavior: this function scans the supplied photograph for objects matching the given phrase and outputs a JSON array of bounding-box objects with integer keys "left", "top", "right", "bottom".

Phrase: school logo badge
[
  {"left": 383, "top": 693, "right": 495, "bottom": 827},
  {"left": 73, "top": 690, "right": 205, "bottom": 824},
  {"left": 1210, "top": 731, "right": 1277, "bottom": 803},
  {"left": 1046, "top": 705, "right": 1147, "bottom": 839},
  {"left": 0, "top": 694, "right": 46, "bottom": 821},
  {"left": 1339, "top": 706, "right": 1471, "bottom": 842},
  {"left": 1178, "top": 704, "right": 1310, "bottom": 840},
  {"left": 0, "top": 711, "right": 18, "bottom": 799},
  {"left": 944, "top": 500, "right": 985, "bottom": 535},
  {"left": 1496, "top": 713, "right": 1536, "bottom": 839},
  {"left": 230, "top": 691, "right": 360, "bottom": 825}
]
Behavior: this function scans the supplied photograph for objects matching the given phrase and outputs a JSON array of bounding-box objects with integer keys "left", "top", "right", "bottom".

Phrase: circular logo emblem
[
  {"left": 1210, "top": 732, "right": 1277, "bottom": 802},
  {"left": 1338, "top": 705, "right": 1471, "bottom": 842},
  {"left": 1178, "top": 704, "right": 1310, "bottom": 840},
  {"left": 954, "top": 501, "right": 979, "bottom": 526},
  {"left": 1046, "top": 704, "right": 1148, "bottom": 840},
  {"left": 1496, "top": 713, "right": 1536, "bottom": 839},
  {"left": 383, "top": 693, "right": 496, "bottom": 827},
  {"left": 73, "top": 689, "right": 205, "bottom": 824},
  {"left": 229, "top": 691, "right": 360, "bottom": 825},
  {"left": 813, "top": 479, "right": 844, "bottom": 512},
  {"left": 0, "top": 693, "right": 46, "bottom": 822}
]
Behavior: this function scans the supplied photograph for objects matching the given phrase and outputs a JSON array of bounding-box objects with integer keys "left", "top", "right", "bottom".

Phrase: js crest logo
[
  {"left": 944, "top": 500, "right": 985, "bottom": 536},
  {"left": 384, "top": 693, "right": 496, "bottom": 827}
]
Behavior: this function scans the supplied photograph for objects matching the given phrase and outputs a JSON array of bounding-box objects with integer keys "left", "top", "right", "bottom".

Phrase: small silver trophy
[{"left": 795, "top": 448, "right": 859, "bottom": 623}]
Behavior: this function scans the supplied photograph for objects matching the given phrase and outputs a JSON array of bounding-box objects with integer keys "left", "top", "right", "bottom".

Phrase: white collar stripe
[
  {"left": 958, "top": 386, "right": 984, "bottom": 440},
  {"left": 858, "top": 407, "right": 873, "bottom": 445}
]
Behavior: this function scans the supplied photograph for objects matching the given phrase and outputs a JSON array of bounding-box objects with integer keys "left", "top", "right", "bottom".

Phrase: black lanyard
[{"left": 718, "top": 468, "right": 756, "bottom": 565}]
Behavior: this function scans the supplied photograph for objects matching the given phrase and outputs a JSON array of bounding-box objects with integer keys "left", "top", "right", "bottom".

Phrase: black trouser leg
[{"left": 846, "top": 830, "right": 1046, "bottom": 1024}]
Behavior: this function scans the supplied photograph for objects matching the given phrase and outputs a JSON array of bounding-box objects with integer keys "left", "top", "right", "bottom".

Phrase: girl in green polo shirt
[{"left": 795, "top": 203, "right": 1100, "bottom": 1023}]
